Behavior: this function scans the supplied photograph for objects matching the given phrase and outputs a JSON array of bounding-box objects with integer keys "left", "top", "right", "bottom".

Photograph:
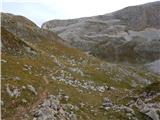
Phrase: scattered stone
[
  {"left": 22, "top": 86, "right": 26, "bottom": 89},
  {"left": 22, "top": 99, "right": 27, "bottom": 103},
  {"left": 79, "top": 102, "right": 85, "bottom": 108},
  {"left": 123, "top": 106, "right": 135, "bottom": 115},
  {"left": 13, "top": 76, "right": 21, "bottom": 81},
  {"left": 97, "top": 86, "right": 105, "bottom": 93},
  {"left": 27, "top": 84, "right": 37, "bottom": 95},
  {"left": 32, "top": 94, "right": 77, "bottom": 120},
  {"left": 23, "top": 64, "right": 32, "bottom": 72},
  {"left": 65, "top": 103, "right": 75, "bottom": 110},
  {"left": 69, "top": 67, "right": 84, "bottom": 76},
  {"left": 69, "top": 112, "right": 77, "bottom": 120},
  {"left": 58, "top": 93, "right": 70, "bottom": 102},
  {"left": 51, "top": 76, "right": 56, "bottom": 80},
  {"left": 55, "top": 72, "right": 107, "bottom": 93},
  {"left": 1, "top": 59, "right": 7, "bottom": 63},
  {"left": 64, "top": 95, "right": 69, "bottom": 102},
  {"left": 1, "top": 100, "right": 4, "bottom": 106},
  {"left": 110, "top": 87, "right": 116, "bottom": 90},
  {"left": 6, "top": 84, "right": 21, "bottom": 98},
  {"left": 140, "top": 91, "right": 160, "bottom": 102},
  {"left": 33, "top": 117, "right": 37, "bottom": 120},
  {"left": 50, "top": 55, "right": 55, "bottom": 58},
  {"left": 53, "top": 57, "right": 63, "bottom": 67},
  {"left": 74, "top": 105, "right": 79, "bottom": 111},
  {"left": 103, "top": 97, "right": 113, "bottom": 110},
  {"left": 24, "top": 46, "right": 37, "bottom": 55}
]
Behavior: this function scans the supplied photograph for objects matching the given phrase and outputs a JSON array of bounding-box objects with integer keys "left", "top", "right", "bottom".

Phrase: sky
[{"left": 1, "top": 0, "right": 157, "bottom": 26}]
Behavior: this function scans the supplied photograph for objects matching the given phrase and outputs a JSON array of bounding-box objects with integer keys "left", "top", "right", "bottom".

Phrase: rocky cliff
[{"left": 42, "top": 1, "right": 160, "bottom": 63}]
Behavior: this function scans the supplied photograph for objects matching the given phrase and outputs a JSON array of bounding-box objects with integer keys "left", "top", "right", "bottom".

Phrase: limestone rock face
[
  {"left": 42, "top": 1, "right": 160, "bottom": 63},
  {"left": 145, "top": 60, "right": 160, "bottom": 74},
  {"left": 113, "top": 1, "right": 160, "bottom": 30}
]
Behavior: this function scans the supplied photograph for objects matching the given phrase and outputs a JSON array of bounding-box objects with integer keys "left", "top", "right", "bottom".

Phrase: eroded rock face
[
  {"left": 42, "top": 1, "right": 160, "bottom": 63},
  {"left": 145, "top": 60, "right": 160, "bottom": 74},
  {"left": 113, "top": 1, "right": 160, "bottom": 30}
]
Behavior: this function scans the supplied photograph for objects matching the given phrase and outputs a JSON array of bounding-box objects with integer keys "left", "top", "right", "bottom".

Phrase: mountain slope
[
  {"left": 42, "top": 1, "right": 160, "bottom": 64},
  {"left": 1, "top": 13, "right": 160, "bottom": 120}
]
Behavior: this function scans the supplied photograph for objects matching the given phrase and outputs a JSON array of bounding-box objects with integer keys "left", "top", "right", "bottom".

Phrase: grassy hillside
[{"left": 1, "top": 13, "right": 160, "bottom": 120}]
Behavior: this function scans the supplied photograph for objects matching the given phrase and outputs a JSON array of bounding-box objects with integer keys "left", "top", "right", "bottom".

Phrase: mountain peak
[{"left": 42, "top": 2, "right": 160, "bottom": 64}]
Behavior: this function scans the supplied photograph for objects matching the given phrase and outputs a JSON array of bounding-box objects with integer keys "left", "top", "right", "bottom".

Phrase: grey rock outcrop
[
  {"left": 32, "top": 95, "right": 77, "bottom": 120},
  {"left": 136, "top": 99, "right": 160, "bottom": 120},
  {"left": 42, "top": 1, "right": 160, "bottom": 63},
  {"left": 145, "top": 60, "right": 160, "bottom": 74},
  {"left": 113, "top": 1, "right": 160, "bottom": 30}
]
